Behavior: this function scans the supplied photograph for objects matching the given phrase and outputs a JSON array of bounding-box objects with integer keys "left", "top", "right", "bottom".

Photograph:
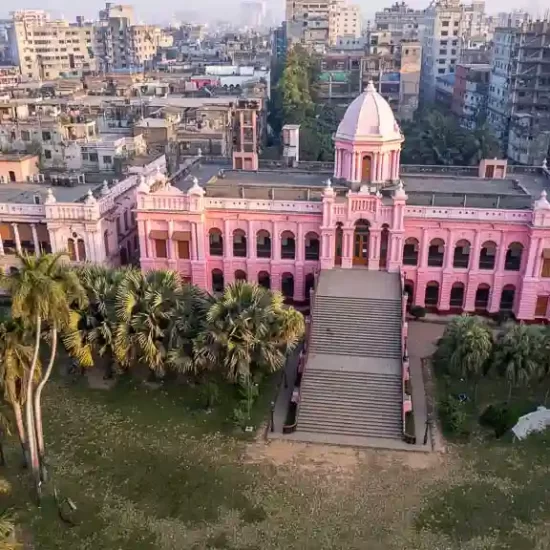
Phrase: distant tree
[{"left": 401, "top": 109, "right": 501, "bottom": 166}]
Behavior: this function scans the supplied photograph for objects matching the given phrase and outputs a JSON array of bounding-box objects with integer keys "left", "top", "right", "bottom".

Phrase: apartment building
[
  {"left": 420, "top": 0, "right": 463, "bottom": 104},
  {"left": 451, "top": 62, "right": 490, "bottom": 129},
  {"left": 488, "top": 21, "right": 550, "bottom": 165},
  {"left": 285, "top": 0, "right": 360, "bottom": 51},
  {"left": 461, "top": 0, "right": 490, "bottom": 41},
  {"left": 9, "top": 17, "right": 96, "bottom": 80},
  {"left": 374, "top": 2, "right": 424, "bottom": 41},
  {"left": 94, "top": 3, "right": 172, "bottom": 72}
]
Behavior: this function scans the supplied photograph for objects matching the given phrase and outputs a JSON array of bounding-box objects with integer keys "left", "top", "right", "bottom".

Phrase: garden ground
[{"left": 3, "top": 322, "right": 550, "bottom": 549}]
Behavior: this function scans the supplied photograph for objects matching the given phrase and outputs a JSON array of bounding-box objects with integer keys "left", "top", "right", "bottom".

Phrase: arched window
[
  {"left": 258, "top": 271, "right": 270, "bottom": 289},
  {"left": 453, "top": 240, "right": 470, "bottom": 269},
  {"left": 425, "top": 281, "right": 439, "bottom": 307},
  {"left": 427, "top": 238, "right": 445, "bottom": 267},
  {"left": 256, "top": 230, "right": 271, "bottom": 258},
  {"left": 403, "top": 237, "right": 419, "bottom": 266},
  {"left": 404, "top": 279, "right": 414, "bottom": 308},
  {"left": 281, "top": 272, "right": 294, "bottom": 299},
  {"left": 281, "top": 231, "right": 296, "bottom": 260},
  {"left": 475, "top": 284, "right": 490, "bottom": 311},
  {"left": 449, "top": 282, "right": 465, "bottom": 308},
  {"left": 104, "top": 230, "right": 110, "bottom": 257},
  {"left": 234, "top": 269, "right": 247, "bottom": 281},
  {"left": 500, "top": 285, "right": 515, "bottom": 311},
  {"left": 305, "top": 232, "right": 320, "bottom": 261},
  {"left": 77, "top": 239, "right": 86, "bottom": 262},
  {"left": 212, "top": 269, "right": 224, "bottom": 293},
  {"left": 504, "top": 242, "right": 523, "bottom": 271},
  {"left": 305, "top": 273, "right": 315, "bottom": 303},
  {"left": 209, "top": 228, "right": 223, "bottom": 256},
  {"left": 67, "top": 238, "right": 77, "bottom": 261},
  {"left": 335, "top": 222, "right": 343, "bottom": 266},
  {"left": 233, "top": 229, "right": 247, "bottom": 257},
  {"left": 479, "top": 241, "right": 496, "bottom": 270}
]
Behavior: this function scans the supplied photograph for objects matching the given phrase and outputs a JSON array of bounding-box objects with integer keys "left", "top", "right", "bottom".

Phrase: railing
[
  {"left": 256, "top": 245, "right": 271, "bottom": 259},
  {"left": 0, "top": 203, "right": 45, "bottom": 217},
  {"left": 453, "top": 256, "right": 470, "bottom": 269},
  {"left": 406, "top": 206, "right": 532, "bottom": 223},
  {"left": 479, "top": 258, "right": 495, "bottom": 270},
  {"left": 205, "top": 198, "right": 323, "bottom": 213},
  {"left": 427, "top": 255, "right": 444, "bottom": 268},
  {"left": 403, "top": 254, "right": 418, "bottom": 266}
]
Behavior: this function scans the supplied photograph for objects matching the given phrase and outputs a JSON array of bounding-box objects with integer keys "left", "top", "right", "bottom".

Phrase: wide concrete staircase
[{"left": 296, "top": 269, "right": 403, "bottom": 441}]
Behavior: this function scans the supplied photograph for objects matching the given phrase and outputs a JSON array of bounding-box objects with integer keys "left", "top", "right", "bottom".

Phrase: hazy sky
[{"left": 0, "top": 0, "right": 543, "bottom": 25}]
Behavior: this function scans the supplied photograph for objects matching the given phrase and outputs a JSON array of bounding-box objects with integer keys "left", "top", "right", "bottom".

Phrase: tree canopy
[{"left": 401, "top": 109, "right": 501, "bottom": 166}]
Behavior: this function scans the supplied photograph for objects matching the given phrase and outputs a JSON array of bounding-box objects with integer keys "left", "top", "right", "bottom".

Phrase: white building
[
  {"left": 374, "top": 2, "right": 424, "bottom": 41},
  {"left": 420, "top": 0, "right": 463, "bottom": 104}
]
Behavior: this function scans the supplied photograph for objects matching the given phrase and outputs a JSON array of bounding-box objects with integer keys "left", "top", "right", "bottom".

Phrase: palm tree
[
  {"left": 434, "top": 315, "right": 493, "bottom": 392},
  {"left": 0, "top": 478, "right": 17, "bottom": 550},
  {"left": 2, "top": 253, "right": 86, "bottom": 492},
  {"left": 194, "top": 282, "right": 305, "bottom": 383},
  {"left": 165, "top": 283, "right": 211, "bottom": 376},
  {"left": 64, "top": 265, "right": 126, "bottom": 376},
  {"left": 493, "top": 323, "right": 543, "bottom": 399},
  {"left": 114, "top": 269, "right": 183, "bottom": 377},
  {"left": 0, "top": 317, "right": 39, "bottom": 466}
]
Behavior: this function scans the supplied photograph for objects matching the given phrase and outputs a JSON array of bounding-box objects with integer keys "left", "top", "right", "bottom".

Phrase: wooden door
[
  {"left": 361, "top": 156, "right": 371, "bottom": 182},
  {"left": 535, "top": 295, "right": 549, "bottom": 318},
  {"left": 353, "top": 233, "right": 369, "bottom": 265}
]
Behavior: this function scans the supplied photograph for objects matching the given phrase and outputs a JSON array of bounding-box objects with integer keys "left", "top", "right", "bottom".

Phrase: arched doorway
[
  {"left": 500, "top": 285, "right": 515, "bottom": 311},
  {"left": 380, "top": 224, "right": 389, "bottom": 269},
  {"left": 449, "top": 282, "right": 465, "bottom": 310},
  {"left": 353, "top": 219, "right": 370, "bottom": 266},
  {"left": 404, "top": 279, "right": 414, "bottom": 308},
  {"left": 281, "top": 273, "right": 294, "bottom": 299},
  {"left": 120, "top": 246, "right": 128, "bottom": 265},
  {"left": 425, "top": 281, "right": 439, "bottom": 309},
  {"left": 305, "top": 273, "right": 315, "bottom": 303},
  {"left": 212, "top": 269, "right": 224, "bottom": 293},
  {"left": 361, "top": 155, "right": 372, "bottom": 182},
  {"left": 475, "top": 284, "right": 490, "bottom": 312},
  {"left": 258, "top": 271, "right": 270, "bottom": 289},
  {"left": 234, "top": 269, "right": 247, "bottom": 281},
  {"left": 335, "top": 223, "right": 343, "bottom": 266}
]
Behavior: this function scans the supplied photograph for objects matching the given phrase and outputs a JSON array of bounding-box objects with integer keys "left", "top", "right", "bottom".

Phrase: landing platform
[
  {"left": 317, "top": 268, "right": 401, "bottom": 300},
  {"left": 306, "top": 353, "right": 401, "bottom": 376}
]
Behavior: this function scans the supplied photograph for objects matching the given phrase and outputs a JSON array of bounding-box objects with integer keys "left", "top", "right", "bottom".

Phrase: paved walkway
[
  {"left": 407, "top": 321, "right": 445, "bottom": 447},
  {"left": 269, "top": 345, "right": 302, "bottom": 435}
]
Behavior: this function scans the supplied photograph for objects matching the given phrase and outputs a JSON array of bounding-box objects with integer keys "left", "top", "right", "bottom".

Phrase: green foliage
[
  {"left": 479, "top": 401, "right": 538, "bottom": 438},
  {"left": 493, "top": 323, "right": 544, "bottom": 396},
  {"left": 438, "top": 394, "right": 471, "bottom": 438},
  {"left": 433, "top": 315, "right": 493, "bottom": 385},
  {"left": 401, "top": 109, "right": 501, "bottom": 166},
  {"left": 272, "top": 47, "right": 336, "bottom": 161}
]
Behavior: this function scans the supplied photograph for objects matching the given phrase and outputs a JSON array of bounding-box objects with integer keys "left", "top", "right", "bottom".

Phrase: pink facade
[{"left": 135, "top": 83, "right": 550, "bottom": 322}]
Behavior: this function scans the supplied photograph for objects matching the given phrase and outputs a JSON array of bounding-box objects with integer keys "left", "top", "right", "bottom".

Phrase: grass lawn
[{"left": 3, "top": 365, "right": 550, "bottom": 549}]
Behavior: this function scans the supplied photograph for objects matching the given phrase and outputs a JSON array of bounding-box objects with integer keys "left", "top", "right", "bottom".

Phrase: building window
[
  {"left": 42, "top": 131, "right": 51, "bottom": 141},
  {"left": 103, "top": 155, "right": 112, "bottom": 164},
  {"left": 154, "top": 239, "right": 167, "bottom": 258},
  {"left": 89, "top": 153, "right": 98, "bottom": 162},
  {"left": 21, "top": 130, "right": 30, "bottom": 141},
  {"left": 43, "top": 149, "right": 52, "bottom": 159}
]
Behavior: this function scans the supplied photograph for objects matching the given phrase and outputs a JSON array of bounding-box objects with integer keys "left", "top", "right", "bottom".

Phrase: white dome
[{"left": 335, "top": 81, "right": 402, "bottom": 142}]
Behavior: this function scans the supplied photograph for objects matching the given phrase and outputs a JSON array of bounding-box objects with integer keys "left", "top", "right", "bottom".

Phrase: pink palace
[{"left": 136, "top": 82, "right": 550, "bottom": 322}]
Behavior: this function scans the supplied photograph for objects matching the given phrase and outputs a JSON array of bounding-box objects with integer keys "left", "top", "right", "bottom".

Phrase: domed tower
[{"left": 333, "top": 81, "right": 403, "bottom": 190}]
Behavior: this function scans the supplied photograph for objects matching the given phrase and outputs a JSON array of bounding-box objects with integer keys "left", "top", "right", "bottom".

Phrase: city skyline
[{"left": 0, "top": 0, "right": 544, "bottom": 25}]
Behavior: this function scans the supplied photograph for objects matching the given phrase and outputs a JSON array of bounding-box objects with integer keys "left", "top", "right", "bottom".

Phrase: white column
[
  {"left": 31, "top": 224, "right": 40, "bottom": 256},
  {"left": 334, "top": 148, "right": 340, "bottom": 177},
  {"left": 11, "top": 223, "right": 21, "bottom": 254},
  {"left": 0, "top": 233, "right": 4, "bottom": 256},
  {"left": 138, "top": 220, "right": 148, "bottom": 259},
  {"left": 224, "top": 219, "right": 231, "bottom": 257}
]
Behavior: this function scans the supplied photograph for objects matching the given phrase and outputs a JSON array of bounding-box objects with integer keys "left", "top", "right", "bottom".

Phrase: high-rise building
[
  {"left": 285, "top": 0, "right": 361, "bottom": 51},
  {"left": 420, "top": 0, "right": 463, "bottom": 105},
  {"left": 240, "top": 1, "right": 267, "bottom": 29},
  {"left": 374, "top": 2, "right": 424, "bottom": 41},
  {"left": 94, "top": 3, "right": 172, "bottom": 72},
  {"left": 488, "top": 20, "right": 550, "bottom": 166},
  {"left": 9, "top": 13, "right": 96, "bottom": 80}
]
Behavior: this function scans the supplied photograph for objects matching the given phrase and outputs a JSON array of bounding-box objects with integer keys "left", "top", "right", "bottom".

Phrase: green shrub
[
  {"left": 479, "top": 401, "right": 538, "bottom": 438},
  {"left": 410, "top": 305, "right": 426, "bottom": 319},
  {"left": 439, "top": 395, "right": 470, "bottom": 438}
]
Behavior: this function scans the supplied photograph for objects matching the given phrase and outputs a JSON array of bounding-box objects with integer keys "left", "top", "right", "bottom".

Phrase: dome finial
[{"left": 365, "top": 80, "right": 376, "bottom": 93}]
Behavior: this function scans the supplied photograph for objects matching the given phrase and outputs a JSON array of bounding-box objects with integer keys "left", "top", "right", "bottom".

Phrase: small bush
[
  {"left": 439, "top": 395, "right": 471, "bottom": 438},
  {"left": 480, "top": 401, "right": 538, "bottom": 438},
  {"left": 410, "top": 305, "right": 426, "bottom": 319}
]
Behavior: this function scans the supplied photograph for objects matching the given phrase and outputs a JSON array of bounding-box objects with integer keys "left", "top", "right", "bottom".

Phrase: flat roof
[
  {"left": 0, "top": 153, "right": 38, "bottom": 162},
  {"left": 0, "top": 181, "right": 97, "bottom": 204}
]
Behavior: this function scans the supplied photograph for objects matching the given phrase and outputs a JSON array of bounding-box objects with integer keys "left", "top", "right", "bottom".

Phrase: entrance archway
[
  {"left": 335, "top": 223, "right": 343, "bottom": 266},
  {"left": 404, "top": 280, "right": 414, "bottom": 308},
  {"left": 353, "top": 219, "right": 370, "bottom": 266},
  {"left": 305, "top": 273, "right": 315, "bottom": 303},
  {"left": 258, "top": 271, "right": 270, "bottom": 289},
  {"left": 380, "top": 224, "right": 389, "bottom": 269},
  {"left": 281, "top": 273, "right": 294, "bottom": 299}
]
